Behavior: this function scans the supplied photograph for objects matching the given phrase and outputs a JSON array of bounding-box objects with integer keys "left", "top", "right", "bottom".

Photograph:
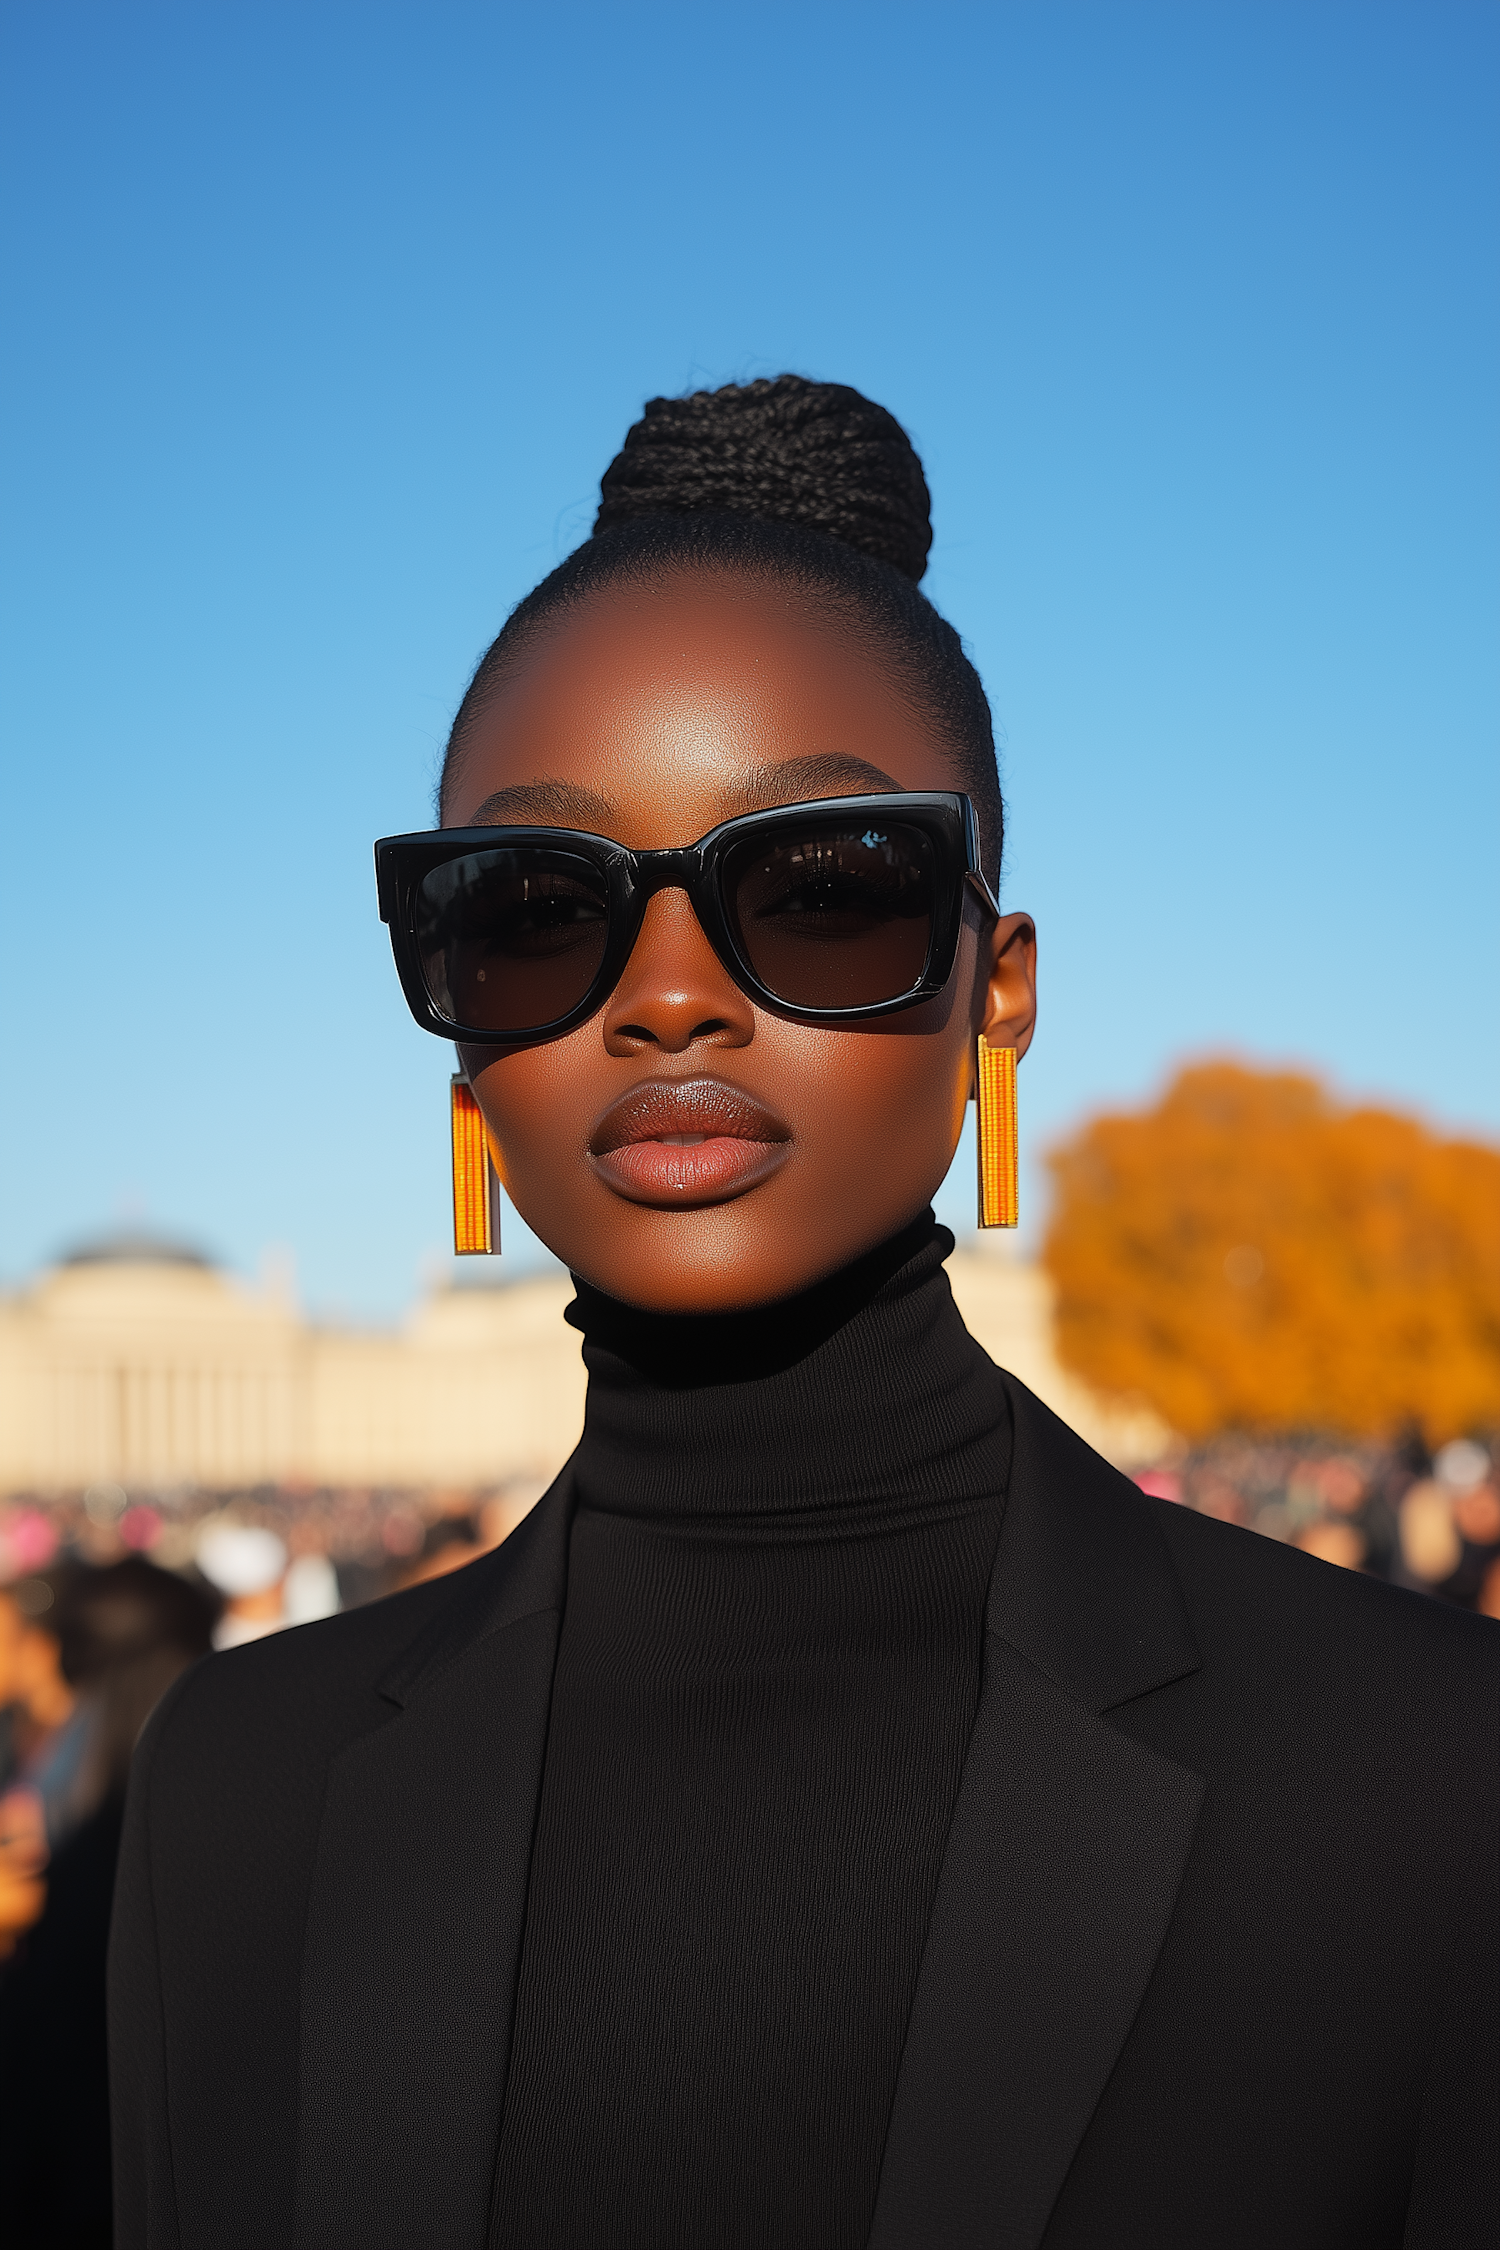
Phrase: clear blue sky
[{"left": 3, "top": 1, "right": 1496, "bottom": 1317}]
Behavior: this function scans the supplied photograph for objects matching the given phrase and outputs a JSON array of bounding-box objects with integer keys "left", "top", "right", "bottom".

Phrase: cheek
[
  {"left": 869, "top": 1034, "right": 972, "bottom": 1139},
  {"left": 753, "top": 1015, "right": 975, "bottom": 1160},
  {"left": 466, "top": 1037, "right": 603, "bottom": 1155},
  {"left": 788, "top": 945, "right": 983, "bottom": 1149}
]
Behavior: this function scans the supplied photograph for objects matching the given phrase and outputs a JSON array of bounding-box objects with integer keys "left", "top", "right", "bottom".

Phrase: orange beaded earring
[
  {"left": 450, "top": 1075, "right": 502, "bottom": 1255},
  {"left": 975, "top": 1036, "right": 1019, "bottom": 1229}
]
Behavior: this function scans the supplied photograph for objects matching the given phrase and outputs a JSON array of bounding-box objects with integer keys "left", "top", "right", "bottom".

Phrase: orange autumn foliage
[{"left": 1043, "top": 1062, "right": 1500, "bottom": 1443}]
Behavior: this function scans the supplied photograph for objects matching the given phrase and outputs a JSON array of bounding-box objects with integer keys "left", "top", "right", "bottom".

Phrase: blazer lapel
[
  {"left": 293, "top": 1468, "right": 575, "bottom": 2250},
  {"left": 869, "top": 1380, "right": 1205, "bottom": 2250}
]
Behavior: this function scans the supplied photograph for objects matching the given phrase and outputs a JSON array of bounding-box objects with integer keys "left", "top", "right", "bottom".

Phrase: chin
[{"left": 560, "top": 1197, "right": 917, "bottom": 1315}]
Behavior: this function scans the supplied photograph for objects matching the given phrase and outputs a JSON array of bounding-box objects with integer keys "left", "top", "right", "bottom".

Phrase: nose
[{"left": 602, "top": 886, "right": 755, "bottom": 1057}]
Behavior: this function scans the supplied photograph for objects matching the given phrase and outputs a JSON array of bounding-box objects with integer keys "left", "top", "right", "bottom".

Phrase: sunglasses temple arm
[{"left": 965, "top": 869, "right": 1002, "bottom": 922}]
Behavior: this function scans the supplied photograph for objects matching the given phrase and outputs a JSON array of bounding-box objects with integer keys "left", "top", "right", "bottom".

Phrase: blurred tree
[{"left": 1044, "top": 1062, "right": 1500, "bottom": 1442}]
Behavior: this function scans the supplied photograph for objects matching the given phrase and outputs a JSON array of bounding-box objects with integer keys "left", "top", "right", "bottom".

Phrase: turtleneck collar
[{"left": 566, "top": 1212, "right": 1011, "bottom": 1523}]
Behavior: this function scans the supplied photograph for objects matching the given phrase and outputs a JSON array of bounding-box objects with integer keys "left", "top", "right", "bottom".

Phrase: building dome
[{"left": 57, "top": 1226, "right": 215, "bottom": 1271}]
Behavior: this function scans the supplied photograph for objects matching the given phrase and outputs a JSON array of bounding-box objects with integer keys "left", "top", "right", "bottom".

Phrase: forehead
[{"left": 444, "top": 573, "right": 956, "bottom": 845}]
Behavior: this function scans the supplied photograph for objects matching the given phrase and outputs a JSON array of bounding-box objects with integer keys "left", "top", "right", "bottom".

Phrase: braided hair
[{"left": 440, "top": 376, "right": 1003, "bottom": 878}]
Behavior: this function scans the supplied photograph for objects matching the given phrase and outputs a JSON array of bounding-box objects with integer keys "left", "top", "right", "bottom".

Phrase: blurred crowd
[
  {"left": 0, "top": 1437, "right": 1494, "bottom": 2244},
  {"left": 0, "top": 1558, "right": 216, "bottom": 2244},
  {"left": 0, "top": 1476, "right": 542, "bottom": 2248},
  {"left": 1137, "top": 1433, "right": 1500, "bottom": 1617},
  {"left": 0, "top": 1474, "right": 547, "bottom": 1628}
]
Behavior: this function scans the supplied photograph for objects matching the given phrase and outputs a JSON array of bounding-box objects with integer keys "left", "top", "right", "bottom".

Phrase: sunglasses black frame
[{"left": 375, "top": 791, "right": 1000, "bottom": 1045}]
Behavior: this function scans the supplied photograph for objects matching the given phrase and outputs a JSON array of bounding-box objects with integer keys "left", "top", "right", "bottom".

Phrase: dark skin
[{"left": 449, "top": 572, "right": 1037, "bottom": 1314}]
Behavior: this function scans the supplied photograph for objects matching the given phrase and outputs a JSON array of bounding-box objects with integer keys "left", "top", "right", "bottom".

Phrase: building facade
[{"left": 0, "top": 1232, "right": 1168, "bottom": 1498}]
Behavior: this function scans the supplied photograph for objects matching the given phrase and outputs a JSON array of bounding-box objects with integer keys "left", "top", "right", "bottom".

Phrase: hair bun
[{"left": 594, "top": 376, "right": 933, "bottom": 583}]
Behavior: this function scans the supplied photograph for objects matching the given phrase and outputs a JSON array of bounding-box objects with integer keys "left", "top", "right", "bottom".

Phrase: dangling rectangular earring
[
  {"left": 450, "top": 1074, "right": 502, "bottom": 1255},
  {"left": 976, "top": 1036, "right": 1019, "bottom": 1229}
]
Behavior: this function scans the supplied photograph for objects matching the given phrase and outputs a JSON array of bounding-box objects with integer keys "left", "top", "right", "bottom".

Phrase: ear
[{"left": 973, "top": 910, "right": 1037, "bottom": 1065}]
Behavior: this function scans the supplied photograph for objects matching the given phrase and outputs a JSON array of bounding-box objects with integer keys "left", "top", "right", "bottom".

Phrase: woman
[{"left": 111, "top": 379, "right": 1496, "bottom": 2249}]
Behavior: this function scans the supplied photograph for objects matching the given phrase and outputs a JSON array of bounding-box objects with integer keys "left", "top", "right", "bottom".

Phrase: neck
[{"left": 566, "top": 1212, "right": 1010, "bottom": 1523}]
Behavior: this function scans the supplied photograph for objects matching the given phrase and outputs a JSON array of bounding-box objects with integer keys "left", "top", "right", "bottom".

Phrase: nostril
[{"left": 613, "top": 1018, "right": 732, "bottom": 1048}]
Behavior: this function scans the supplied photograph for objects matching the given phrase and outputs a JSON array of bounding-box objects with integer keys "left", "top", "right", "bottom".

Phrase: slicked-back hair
[{"left": 439, "top": 378, "right": 1004, "bottom": 882}]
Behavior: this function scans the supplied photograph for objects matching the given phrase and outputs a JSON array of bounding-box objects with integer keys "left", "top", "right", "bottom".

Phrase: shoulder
[
  {"left": 1155, "top": 1490, "right": 1498, "bottom": 1674},
  {"left": 1148, "top": 1494, "right": 1499, "bottom": 1775},
  {"left": 138, "top": 1559, "right": 487, "bottom": 1799},
  {"left": 134, "top": 1470, "right": 575, "bottom": 1826},
  {"left": 997, "top": 1370, "right": 1496, "bottom": 1788}
]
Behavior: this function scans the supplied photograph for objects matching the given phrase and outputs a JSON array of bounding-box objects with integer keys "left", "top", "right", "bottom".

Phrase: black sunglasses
[{"left": 375, "top": 792, "right": 999, "bottom": 1045}]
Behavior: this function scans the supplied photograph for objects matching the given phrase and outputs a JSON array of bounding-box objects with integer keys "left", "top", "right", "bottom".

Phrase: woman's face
[{"left": 448, "top": 573, "right": 1036, "bottom": 1312}]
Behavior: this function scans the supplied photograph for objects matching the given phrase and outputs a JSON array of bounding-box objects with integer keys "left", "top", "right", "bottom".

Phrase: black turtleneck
[{"left": 488, "top": 1216, "right": 1011, "bottom": 2250}]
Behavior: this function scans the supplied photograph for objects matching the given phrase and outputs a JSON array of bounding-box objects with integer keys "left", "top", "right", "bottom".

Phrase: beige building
[{"left": 0, "top": 1231, "right": 1168, "bottom": 1498}]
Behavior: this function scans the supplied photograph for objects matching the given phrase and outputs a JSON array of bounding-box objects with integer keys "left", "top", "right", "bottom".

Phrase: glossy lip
[{"left": 589, "top": 1076, "right": 792, "bottom": 1208}]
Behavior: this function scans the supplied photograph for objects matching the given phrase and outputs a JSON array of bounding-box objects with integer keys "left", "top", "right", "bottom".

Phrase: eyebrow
[
  {"left": 463, "top": 755, "right": 905, "bottom": 836},
  {"left": 717, "top": 754, "right": 905, "bottom": 816},
  {"left": 467, "top": 780, "right": 620, "bottom": 830}
]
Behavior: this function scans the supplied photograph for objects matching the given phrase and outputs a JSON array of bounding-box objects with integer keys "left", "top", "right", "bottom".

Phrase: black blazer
[{"left": 109, "top": 1377, "right": 1498, "bottom": 2249}]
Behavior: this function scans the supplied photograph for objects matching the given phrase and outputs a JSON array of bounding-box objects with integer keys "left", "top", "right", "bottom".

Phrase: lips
[{"left": 589, "top": 1077, "right": 792, "bottom": 1206}]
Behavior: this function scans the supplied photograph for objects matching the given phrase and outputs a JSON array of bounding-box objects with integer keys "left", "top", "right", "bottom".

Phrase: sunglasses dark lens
[
  {"left": 414, "top": 849, "right": 610, "bottom": 1031},
  {"left": 722, "top": 821, "right": 936, "bottom": 1009}
]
